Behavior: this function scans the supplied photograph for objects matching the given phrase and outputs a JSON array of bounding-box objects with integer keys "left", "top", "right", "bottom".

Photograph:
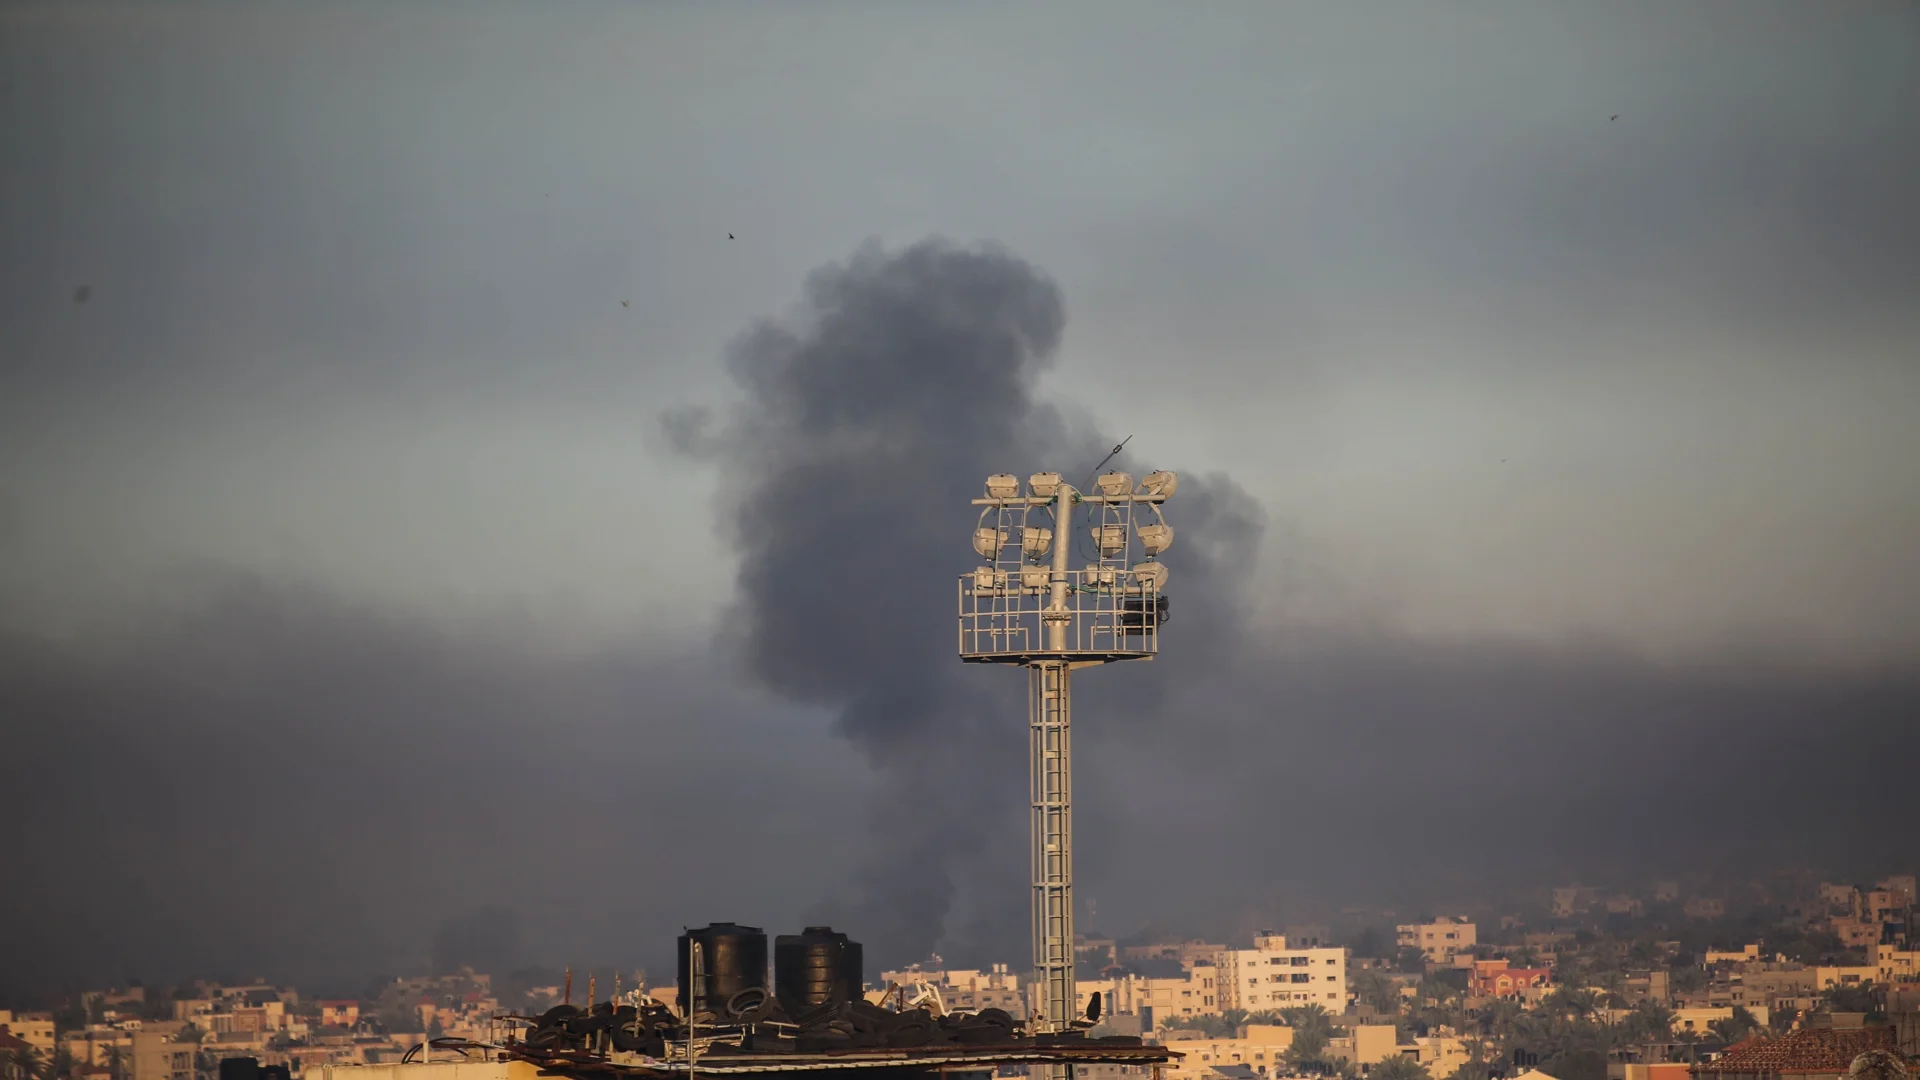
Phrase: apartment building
[
  {"left": 1395, "top": 918, "right": 1477, "bottom": 964},
  {"left": 1218, "top": 934, "right": 1348, "bottom": 1013},
  {"left": 0, "top": 1012, "right": 55, "bottom": 1054},
  {"left": 1873, "top": 944, "right": 1920, "bottom": 981},
  {"left": 1086, "top": 962, "right": 1221, "bottom": 1030},
  {"left": 129, "top": 1032, "right": 193, "bottom": 1080}
]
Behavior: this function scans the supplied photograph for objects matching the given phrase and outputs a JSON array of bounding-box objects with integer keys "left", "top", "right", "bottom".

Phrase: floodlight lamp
[
  {"left": 1131, "top": 561, "right": 1169, "bottom": 591},
  {"left": 1083, "top": 565, "right": 1118, "bottom": 588},
  {"left": 1020, "top": 567, "right": 1051, "bottom": 592},
  {"left": 1137, "top": 523, "right": 1174, "bottom": 555},
  {"left": 1029, "top": 472, "right": 1063, "bottom": 498},
  {"left": 985, "top": 474, "right": 1021, "bottom": 500},
  {"left": 973, "top": 527, "right": 1009, "bottom": 558},
  {"left": 1021, "top": 526, "right": 1053, "bottom": 561},
  {"left": 1141, "top": 470, "right": 1179, "bottom": 498},
  {"left": 1095, "top": 524, "right": 1128, "bottom": 557},
  {"left": 973, "top": 566, "right": 1007, "bottom": 594},
  {"left": 1095, "top": 471, "right": 1134, "bottom": 496}
]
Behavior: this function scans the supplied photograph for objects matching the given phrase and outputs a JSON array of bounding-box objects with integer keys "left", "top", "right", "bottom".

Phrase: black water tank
[
  {"left": 774, "top": 925, "right": 865, "bottom": 1010},
  {"left": 678, "top": 922, "right": 768, "bottom": 1015}
]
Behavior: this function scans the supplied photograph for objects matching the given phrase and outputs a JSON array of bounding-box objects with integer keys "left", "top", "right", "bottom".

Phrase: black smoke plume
[{"left": 669, "top": 237, "right": 1264, "bottom": 965}]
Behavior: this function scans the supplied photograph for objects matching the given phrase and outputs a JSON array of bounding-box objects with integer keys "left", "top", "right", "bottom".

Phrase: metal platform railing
[{"left": 957, "top": 568, "right": 1163, "bottom": 661}]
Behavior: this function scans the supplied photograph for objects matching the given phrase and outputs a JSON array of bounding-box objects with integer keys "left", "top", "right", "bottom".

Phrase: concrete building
[
  {"left": 1395, "top": 918, "right": 1477, "bottom": 964},
  {"left": 0, "top": 1013, "right": 55, "bottom": 1055},
  {"left": 879, "top": 964, "right": 1025, "bottom": 1018},
  {"left": 1879, "top": 876, "right": 1917, "bottom": 904},
  {"left": 1812, "top": 965, "right": 1878, "bottom": 991},
  {"left": 1872, "top": 944, "right": 1920, "bottom": 982},
  {"left": 1283, "top": 926, "right": 1332, "bottom": 950},
  {"left": 1828, "top": 919, "right": 1882, "bottom": 949},
  {"left": 1086, "top": 963, "right": 1222, "bottom": 1030},
  {"left": 1324, "top": 1026, "right": 1397, "bottom": 1068},
  {"left": 1469, "top": 960, "right": 1551, "bottom": 999},
  {"left": 1160, "top": 1025, "right": 1294, "bottom": 1080},
  {"left": 1405, "top": 1035, "right": 1470, "bottom": 1078},
  {"left": 129, "top": 1032, "right": 194, "bottom": 1080},
  {"left": 1119, "top": 941, "right": 1228, "bottom": 967},
  {"left": 1669, "top": 1007, "right": 1769, "bottom": 1035},
  {"left": 1218, "top": 936, "right": 1348, "bottom": 1013},
  {"left": 61, "top": 1028, "right": 134, "bottom": 1069},
  {"left": 1818, "top": 884, "right": 1859, "bottom": 915}
]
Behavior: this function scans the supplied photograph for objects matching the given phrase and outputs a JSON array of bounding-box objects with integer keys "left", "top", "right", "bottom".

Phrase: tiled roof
[{"left": 1694, "top": 1026, "right": 1902, "bottom": 1074}]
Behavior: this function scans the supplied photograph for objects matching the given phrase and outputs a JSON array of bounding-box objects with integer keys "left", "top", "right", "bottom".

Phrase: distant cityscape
[{"left": 4, "top": 873, "right": 1917, "bottom": 1080}]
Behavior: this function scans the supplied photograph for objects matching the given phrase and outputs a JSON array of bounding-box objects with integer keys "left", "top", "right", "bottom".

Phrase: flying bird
[
  {"left": 621, "top": 300, "right": 630, "bottom": 308},
  {"left": 73, "top": 285, "right": 91, "bottom": 304},
  {"left": 1610, "top": 115, "right": 1618, "bottom": 121},
  {"left": 728, "top": 233, "right": 735, "bottom": 240}
]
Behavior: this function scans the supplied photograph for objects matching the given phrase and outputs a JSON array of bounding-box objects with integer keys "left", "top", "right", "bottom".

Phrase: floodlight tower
[{"left": 957, "top": 468, "right": 1177, "bottom": 1047}]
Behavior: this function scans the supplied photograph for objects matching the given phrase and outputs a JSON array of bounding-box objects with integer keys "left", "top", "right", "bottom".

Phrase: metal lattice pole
[
  {"left": 959, "top": 468, "right": 1177, "bottom": 1078},
  {"left": 1030, "top": 659, "right": 1074, "bottom": 1037}
]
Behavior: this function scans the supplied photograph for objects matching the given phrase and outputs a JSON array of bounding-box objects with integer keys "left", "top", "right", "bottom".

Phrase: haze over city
[{"left": 2, "top": 0, "right": 1918, "bottom": 1004}]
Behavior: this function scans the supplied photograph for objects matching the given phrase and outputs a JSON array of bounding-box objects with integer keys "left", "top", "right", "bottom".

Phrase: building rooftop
[{"left": 1692, "top": 1025, "right": 1902, "bottom": 1074}]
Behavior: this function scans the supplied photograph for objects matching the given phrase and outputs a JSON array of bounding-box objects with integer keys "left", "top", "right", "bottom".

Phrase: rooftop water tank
[
  {"left": 774, "top": 925, "right": 864, "bottom": 1011},
  {"left": 677, "top": 922, "right": 768, "bottom": 1017}
]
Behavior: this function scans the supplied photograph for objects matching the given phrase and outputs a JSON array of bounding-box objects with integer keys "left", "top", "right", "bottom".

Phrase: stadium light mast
[{"left": 957, "top": 467, "right": 1177, "bottom": 1055}]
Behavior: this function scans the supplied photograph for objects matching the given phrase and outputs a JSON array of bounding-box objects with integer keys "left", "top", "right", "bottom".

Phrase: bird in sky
[
  {"left": 73, "top": 285, "right": 91, "bottom": 304},
  {"left": 1610, "top": 114, "right": 1618, "bottom": 121},
  {"left": 621, "top": 300, "right": 630, "bottom": 308},
  {"left": 728, "top": 233, "right": 735, "bottom": 240}
]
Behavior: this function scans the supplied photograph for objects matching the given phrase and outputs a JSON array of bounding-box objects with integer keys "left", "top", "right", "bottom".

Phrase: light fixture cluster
[{"left": 970, "top": 468, "right": 1178, "bottom": 590}]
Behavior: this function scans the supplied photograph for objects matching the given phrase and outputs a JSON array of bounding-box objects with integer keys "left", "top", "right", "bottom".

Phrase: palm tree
[
  {"left": 1282, "top": 1003, "right": 1333, "bottom": 1040},
  {"left": 1708, "top": 1007, "right": 1760, "bottom": 1045},
  {"left": 1480, "top": 999, "right": 1523, "bottom": 1040},
  {"left": 1281, "top": 1005, "right": 1336, "bottom": 1075},
  {"left": 40, "top": 1047, "right": 75, "bottom": 1080},
  {"left": 1449, "top": 1038, "right": 1493, "bottom": 1080},
  {"left": 1544, "top": 987, "right": 1598, "bottom": 1020},
  {"left": 1353, "top": 970, "right": 1401, "bottom": 1017},
  {"left": 9, "top": 1044, "right": 42, "bottom": 1080},
  {"left": 101, "top": 1045, "right": 124, "bottom": 1080},
  {"left": 1372, "top": 1056, "right": 1434, "bottom": 1080},
  {"left": 1618, "top": 1001, "right": 1675, "bottom": 1045}
]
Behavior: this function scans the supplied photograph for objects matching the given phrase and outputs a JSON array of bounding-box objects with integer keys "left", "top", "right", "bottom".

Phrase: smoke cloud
[{"left": 672, "top": 237, "right": 1265, "bottom": 965}]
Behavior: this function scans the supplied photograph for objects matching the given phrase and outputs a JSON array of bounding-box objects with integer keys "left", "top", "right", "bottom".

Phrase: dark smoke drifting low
[{"left": 667, "top": 238, "right": 1264, "bottom": 965}]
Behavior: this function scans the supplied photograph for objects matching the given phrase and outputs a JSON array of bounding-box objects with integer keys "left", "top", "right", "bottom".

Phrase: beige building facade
[
  {"left": 1395, "top": 918, "right": 1477, "bottom": 964},
  {"left": 1218, "top": 936, "right": 1347, "bottom": 1013}
]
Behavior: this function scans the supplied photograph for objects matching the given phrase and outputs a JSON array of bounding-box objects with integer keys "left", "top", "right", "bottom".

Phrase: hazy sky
[{"left": 2, "top": 1, "right": 1918, "bottom": 996}]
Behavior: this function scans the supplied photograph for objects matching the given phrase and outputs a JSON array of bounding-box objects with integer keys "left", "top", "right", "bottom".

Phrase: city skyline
[{"left": 4, "top": 1, "right": 1919, "bottom": 996}]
